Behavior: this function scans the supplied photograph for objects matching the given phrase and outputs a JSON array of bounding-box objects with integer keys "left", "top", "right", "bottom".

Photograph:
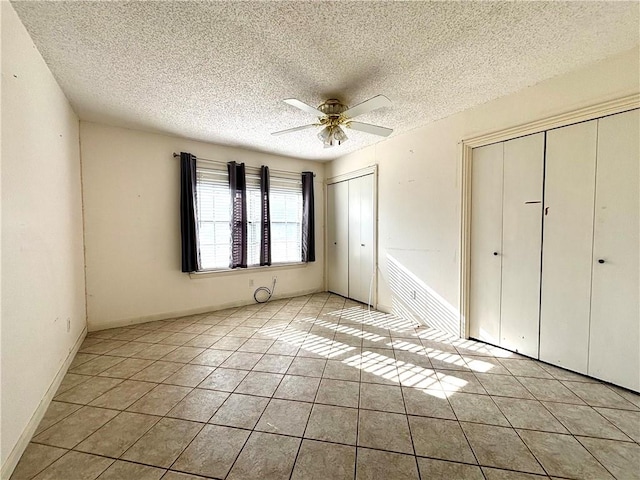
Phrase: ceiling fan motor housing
[{"left": 318, "top": 99, "right": 348, "bottom": 117}]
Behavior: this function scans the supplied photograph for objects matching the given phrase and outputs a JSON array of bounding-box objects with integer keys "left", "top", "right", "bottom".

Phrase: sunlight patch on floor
[
  {"left": 390, "top": 339, "right": 495, "bottom": 373},
  {"left": 260, "top": 326, "right": 355, "bottom": 359},
  {"left": 342, "top": 350, "right": 466, "bottom": 396},
  {"left": 326, "top": 307, "right": 419, "bottom": 333},
  {"left": 294, "top": 317, "right": 387, "bottom": 341}
]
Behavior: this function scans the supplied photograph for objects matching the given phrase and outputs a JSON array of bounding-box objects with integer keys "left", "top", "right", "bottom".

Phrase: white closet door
[
  {"left": 589, "top": 109, "right": 640, "bottom": 391},
  {"left": 348, "top": 176, "right": 363, "bottom": 302},
  {"left": 540, "top": 121, "right": 597, "bottom": 374},
  {"left": 327, "top": 181, "right": 349, "bottom": 297},
  {"left": 348, "top": 174, "right": 375, "bottom": 304},
  {"left": 359, "top": 174, "right": 375, "bottom": 305},
  {"left": 360, "top": 175, "right": 375, "bottom": 304},
  {"left": 470, "top": 142, "right": 504, "bottom": 345},
  {"left": 500, "top": 133, "right": 544, "bottom": 358}
]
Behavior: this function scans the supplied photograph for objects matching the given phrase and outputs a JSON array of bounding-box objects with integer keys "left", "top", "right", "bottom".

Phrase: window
[
  {"left": 246, "top": 182, "right": 261, "bottom": 266},
  {"left": 195, "top": 164, "right": 303, "bottom": 270},
  {"left": 196, "top": 169, "right": 230, "bottom": 270},
  {"left": 270, "top": 181, "right": 303, "bottom": 263}
]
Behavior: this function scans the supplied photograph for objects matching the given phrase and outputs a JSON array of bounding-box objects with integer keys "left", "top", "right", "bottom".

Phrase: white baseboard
[
  {"left": 376, "top": 303, "right": 392, "bottom": 314},
  {"left": 1, "top": 326, "right": 87, "bottom": 480},
  {"left": 88, "top": 287, "right": 324, "bottom": 332}
]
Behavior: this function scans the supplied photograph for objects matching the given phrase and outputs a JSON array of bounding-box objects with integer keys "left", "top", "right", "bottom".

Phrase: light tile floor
[{"left": 11, "top": 293, "right": 640, "bottom": 480}]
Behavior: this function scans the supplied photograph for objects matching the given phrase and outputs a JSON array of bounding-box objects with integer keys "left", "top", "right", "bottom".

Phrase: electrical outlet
[
  {"left": 249, "top": 279, "right": 254, "bottom": 287},
  {"left": 66, "top": 318, "right": 71, "bottom": 332},
  {"left": 411, "top": 290, "right": 416, "bottom": 300}
]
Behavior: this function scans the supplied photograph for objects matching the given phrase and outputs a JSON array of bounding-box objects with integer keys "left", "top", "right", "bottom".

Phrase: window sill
[{"left": 188, "top": 262, "right": 308, "bottom": 279}]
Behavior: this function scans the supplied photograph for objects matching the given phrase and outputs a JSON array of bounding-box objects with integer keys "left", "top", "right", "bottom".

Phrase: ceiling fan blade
[
  {"left": 283, "top": 98, "right": 325, "bottom": 116},
  {"left": 342, "top": 95, "right": 392, "bottom": 119},
  {"left": 271, "top": 124, "right": 317, "bottom": 136},
  {"left": 346, "top": 121, "right": 393, "bottom": 137}
]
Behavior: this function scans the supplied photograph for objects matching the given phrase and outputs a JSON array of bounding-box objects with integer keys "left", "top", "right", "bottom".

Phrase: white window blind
[
  {"left": 270, "top": 177, "right": 303, "bottom": 264},
  {"left": 195, "top": 164, "right": 303, "bottom": 271},
  {"left": 196, "top": 167, "right": 230, "bottom": 270},
  {"left": 246, "top": 179, "right": 261, "bottom": 267}
]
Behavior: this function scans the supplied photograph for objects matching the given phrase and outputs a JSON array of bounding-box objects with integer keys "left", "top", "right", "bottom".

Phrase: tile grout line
[
  {"left": 25, "top": 295, "right": 640, "bottom": 480},
  {"left": 482, "top": 381, "right": 550, "bottom": 477},
  {"left": 127, "top": 297, "right": 293, "bottom": 480},
  {"left": 40, "top": 392, "right": 640, "bottom": 453},
  {"left": 287, "top": 296, "right": 332, "bottom": 480},
  {"left": 51, "top": 342, "right": 640, "bottom": 446},
  {"left": 392, "top": 339, "right": 425, "bottom": 480},
  {"left": 492, "top": 357, "right": 626, "bottom": 478},
  {"left": 437, "top": 368, "right": 488, "bottom": 479},
  {"left": 531, "top": 393, "right": 634, "bottom": 478}
]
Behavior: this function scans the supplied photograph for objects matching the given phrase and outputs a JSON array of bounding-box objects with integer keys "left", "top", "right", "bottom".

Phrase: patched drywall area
[
  {"left": 80, "top": 123, "right": 325, "bottom": 330},
  {"left": 1, "top": 2, "right": 86, "bottom": 474}
]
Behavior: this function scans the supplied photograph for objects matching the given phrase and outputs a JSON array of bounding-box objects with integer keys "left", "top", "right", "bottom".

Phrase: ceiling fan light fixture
[
  {"left": 318, "top": 126, "right": 348, "bottom": 147},
  {"left": 333, "top": 126, "right": 348, "bottom": 143},
  {"left": 317, "top": 126, "right": 332, "bottom": 143}
]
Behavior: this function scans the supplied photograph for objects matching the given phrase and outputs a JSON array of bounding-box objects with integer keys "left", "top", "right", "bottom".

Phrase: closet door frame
[
  {"left": 325, "top": 165, "right": 378, "bottom": 307},
  {"left": 460, "top": 94, "right": 639, "bottom": 340}
]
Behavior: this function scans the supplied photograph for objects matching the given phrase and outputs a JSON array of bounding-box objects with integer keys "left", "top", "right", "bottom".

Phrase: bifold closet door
[
  {"left": 348, "top": 174, "right": 375, "bottom": 304},
  {"left": 469, "top": 142, "right": 504, "bottom": 345},
  {"left": 327, "top": 181, "right": 349, "bottom": 297},
  {"left": 500, "top": 133, "right": 544, "bottom": 358},
  {"left": 589, "top": 109, "right": 640, "bottom": 391},
  {"left": 540, "top": 121, "right": 597, "bottom": 374}
]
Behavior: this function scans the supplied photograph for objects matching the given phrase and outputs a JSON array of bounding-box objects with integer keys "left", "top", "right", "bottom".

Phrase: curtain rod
[{"left": 173, "top": 153, "right": 315, "bottom": 178}]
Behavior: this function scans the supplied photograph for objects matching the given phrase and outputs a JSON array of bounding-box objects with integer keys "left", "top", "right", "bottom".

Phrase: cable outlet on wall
[{"left": 66, "top": 318, "right": 71, "bottom": 332}]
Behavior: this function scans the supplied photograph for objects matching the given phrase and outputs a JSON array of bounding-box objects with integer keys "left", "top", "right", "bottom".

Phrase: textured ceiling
[{"left": 11, "top": 1, "right": 640, "bottom": 161}]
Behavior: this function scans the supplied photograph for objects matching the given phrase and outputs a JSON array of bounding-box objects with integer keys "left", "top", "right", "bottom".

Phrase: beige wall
[
  {"left": 327, "top": 47, "right": 640, "bottom": 337},
  {"left": 1, "top": 2, "right": 86, "bottom": 473},
  {"left": 80, "top": 123, "right": 325, "bottom": 330}
]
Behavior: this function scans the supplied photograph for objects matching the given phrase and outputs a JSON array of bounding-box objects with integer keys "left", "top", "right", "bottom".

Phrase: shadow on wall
[{"left": 387, "top": 253, "right": 460, "bottom": 337}]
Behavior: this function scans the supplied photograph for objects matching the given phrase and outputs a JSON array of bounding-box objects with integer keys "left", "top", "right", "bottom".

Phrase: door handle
[
  {"left": 493, "top": 252, "right": 499, "bottom": 256},
  {"left": 598, "top": 259, "right": 605, "bottom": 264},
  {"left": 361, "top": 244, "right": 365, "bottom": 247}
]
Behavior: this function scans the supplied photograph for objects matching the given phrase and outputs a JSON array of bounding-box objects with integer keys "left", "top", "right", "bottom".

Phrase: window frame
[{"left": 194, "top": 163, "right": 305, "bottom": 274}]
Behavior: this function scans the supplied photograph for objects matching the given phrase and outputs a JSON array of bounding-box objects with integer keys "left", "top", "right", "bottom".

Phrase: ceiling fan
[{"left": 272, "top": 95, "right": 393, "bottom": 147}]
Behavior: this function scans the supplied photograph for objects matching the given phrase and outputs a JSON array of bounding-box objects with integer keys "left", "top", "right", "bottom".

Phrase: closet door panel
[
  {"left": 539, "top": 121, "right": 597, "bottom": 374},
  {"left": 348, "top": 176, "right": 363, "bottom": 302},
  {"left": 500, "top": 133, "right": 544, "bottom": 358},
  {"left": 327, "top": 181, "right": 349, "bottom": 297},
  {"left": 589, "top": 109, "right": 640, "bottom": 391},
  {"left": 358, "top": 174, "right": 375, "bottom": 305},
  {"left": 470, "top": 142, "right": 504, "bottom": 344}
]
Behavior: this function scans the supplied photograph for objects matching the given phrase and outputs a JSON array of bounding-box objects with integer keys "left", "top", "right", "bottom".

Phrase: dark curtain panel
[
  {"left": 301, "top": 171, "right": 315, "bottom": 262},
  {"left": 260, "top": 166, "right": 272, "bottom": 266},
  {"left": 228, "top": 161, "right": 248, "bottom": 268},
  {"left": 180, "top": 152, "right": 199, "bottom": 272}
]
